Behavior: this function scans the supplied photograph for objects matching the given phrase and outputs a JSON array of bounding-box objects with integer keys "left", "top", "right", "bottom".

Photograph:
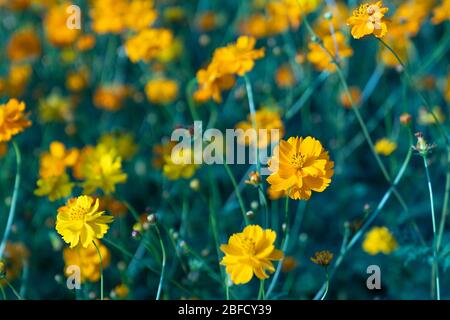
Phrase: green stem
[
  {"left": 257, "top": 280, "right": 265, "bottom": 300},
  {"left": 0, "top": 141, "right": 21, "bottom": 259},
  {"left": 320, "top": 269, "right": 330, "bottom": 300},
  {"left": 4, "top": 279, "right": 22, "bottom": 300},
  {"left": 186, "top": 78, "right": 201, "bottom": 122},
  {"left": 422, "top": 156, "right": 440, "bottom": 300},
  {"left": 243, "top": 75, "right": 260, "bottom": 173},
  {"left": 223, "top": 162, "right": 249, "bottom": 225},
  {"left": 92, "top": 240, "right": 104, "bottom": 300},
  {"left": 377, "top": 38, "right": 449, "bottom": 145},
  {"left": 0, "top": 285, "right": 6, "bottom": 300},
  {"left": 154, "top": 225, "right": 166, "bottom": 300},
  {"left": 437, "top": 147, "right": 450, "bottom": 251}
]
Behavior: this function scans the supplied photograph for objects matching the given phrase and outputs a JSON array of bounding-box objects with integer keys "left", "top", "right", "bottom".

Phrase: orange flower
[
  {"left": 0, "top": 99, "right": 31, "bottom": 142},
  {"left": 39, "top": 141, "right": 79, "bottom": 178},
  {"left": 307, "top": 32, "right": 353, "bottom": 72},
  {"left": 45, "top": 3, "right": 80, "bottom": 47},
  {"left": 347, "top": 1, "right": 388, "bottom": 39},
  {"left": 7, "top": 29, "right": 41, "bottom": 62},
  {"left": 93, "top": 85, "right": 129, "bottom": 111}
]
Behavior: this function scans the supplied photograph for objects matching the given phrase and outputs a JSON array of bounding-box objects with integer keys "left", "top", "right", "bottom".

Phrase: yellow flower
[
  {"left": 76, "top": 34, "right": 96, "bottom": 52},
  {"left": 162, "top": 145, "right": 199, "bottom": 181},
  {"left": 66, "top": 69, "right": 89, "bottom": 92},
  {"left": 39, "top": 141, "right": 79, "bottom": 178},
  {"left": 418, "top": 106, "right": 445, "bottom": 125},
  {"left": 432, "top": 0, "right": 450, "bottom": 24},
  {"left": 98, "top": 132, "right": 138, "bottom": 161},
  {"left": 45, "top": 3, "right": 80, "bottom": 47},
  {"left": 7, "top": 29, "right": 41, "bottom": 62},
  {"left": 0, "top": 99, "right": 31, "bottom": 142},
  {"left": 90, "top": 0, "right": 128, "bottom": 34},
  {"left": 379, "top": 34, "right": 412, "bottom": 68},
  {"left": 38, "top": 93, "right": 74, "bottom": 123},
  {"left": 339, "top": 86, "right": 362, "bottom": 108},
  {"left": 314, "top": 3, "right": 350, "bottom": 37},
  {"left": 5, "top": 64, "right": 32, "bottom": 97},
  {"left": 93, "top": 85, "right": 129, "bottom": 112},
  {"left": 0, "top": 242, "right": 29, "bottom": 285},
  {"left": 35, "top": 173, "right": 74, "bottom": 202},
  {"left": 235, "top": 107, "right": 284, "bottom": 148},
  {"left": 195, "top": 11, "right": 221, "bottom": 32},
  {"left": 267, "top": 136, "right": 334, "bottom": 200},
  {"left": 275, "top": 64, "right": 295, "bottom": 88},
  {"left": 56, "top": 195, "right": 114, "bottom": 248},
  {"left": 80, "top": 144, "right": 128, "bottom": 195},
  {"left": 347, "top": 1, "right": 389, "bottom": 39},
  {"left": 362, "top": 226, "right": 398, "bottom": 255},
  {"left": 213, "top": 36, "right": 265, "bottom": 76},
  {"left": 307, "top": 31, "right": 353, "bottom": 72},
  {"left": 390, "top": 0, "right": 430, "bottom": 38},
  {"left": 267, "top": 185, "right": 287, "bottom": 200},
  {"left": 145, "top": 79, "right": 179, "bottom": 105},
  {"left": 220, "top": 225, "right": 283, "bottom": 285},
  {"left": 113, "top": 283, "right": 130, "bottom": 299},
  {"left": 63, "top": 240, "right": 110, "bottom": 282},
  {"left": 239, "top": 14, "right": 269, "bottom": 39},
  {"left": 194, "top": 64, "right": 236, "bottom": 103},
  {"left": 125, "top": 28, "right": 174, "bottom": 63},
  {"left": 124, "top": 0, "right": 157, "bottom": 32},
  {"left": 374, "top": 138, "right": 397, "bottom": 156}
]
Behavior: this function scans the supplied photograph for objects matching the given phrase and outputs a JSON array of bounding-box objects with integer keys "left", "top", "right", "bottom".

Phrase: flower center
[
  {"left": 289, "top": 152, "right": 306, "bottom": 169},
  {"left": 69, "top": 206, "right": 86, "bottom": 221},
  {"left": 239, "top": 237, "right": 256, "bottom": 256}
]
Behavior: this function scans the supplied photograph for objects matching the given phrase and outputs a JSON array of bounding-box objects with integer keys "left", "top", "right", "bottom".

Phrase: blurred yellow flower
[
  {"left": 124, "top": 0, "right": 157, "bottom": 31},
  {"left": 113, "top": 283, "right": 130, "bottom": 299},
  {"left": 90, "top": 0, "right": 128, "bottom": 34},
  {"left": 63, "top": 240, "right": 110, "bottom": 282},
  {"left": 339, "top": 86, "right": 362, "bottom": 108},
  {"left": 267, "top": 185, "right": 287, "bottom": 200},
  {"left": 390, "top": 0, "right": 430, "bottom": 38},
  {"left": 275, "top": 64, "right": 295, "bottom": 88},
  {"left": 39, "top": 141, "right": 79, "bottom": 178},
  {"left": 56, "top": 195, "right": 114, "bottom": 248},
  {"left": 66, "top": 69, "right": 89, "bottom": 92},
  {"left": 379, "top": 35, "right": 411, "bottom": 68},
  {"left": 347, "top": 1, "right": 388, "bottom": 39},
  {"left": 99, "top": 132, "right": 138, "bottom": 161},
  {"left": 7, "top": 29, "right": 41, "bottom": 62},
  {"left": 76, "top": 34, "right": 96, "bottom": 52},
  {"left": 125, "top": 29, "right": 174, "bottom": 63},
  {"left": 0, "top": 242, "right": 29, "bottom": 285},
  {"left": 267, "top": 136, "right": 334, "bottom": 200},
  {"left": 145, "top": 79, "right": 179, "bottom": 105},
  {"left": 163, "top": 145, "right": 199, "bottom": 180},
  {"left": 93, "top": 85, "right": 129, "bottom": 112},
  {"left": 307, "top": 31, "right": 353, "bottom": 72},
  {"left": 196, "top": 11, "right": 222, "bottom": 32},
  {"left": 0, "top": 98, "right": 31, "bottom": 142},
  {"left": 374, "top": 138, "right": 397, "bottom": 156},
  {"left": 35, "top": 173, "right": 74, "bottom": 202},
  {"left": 6, "top": 64, "right": 32, "bottom": 97},
  {"left": 362, "top": 226, "right": 398, "bottom": 255},
  {"left": 235, "top": 107, "right": 284, "bottom": 148},
  {"left": 80, "top": 144, "right": 128, "bottom": 195},
  {"left": 194, "top": 64, "right": 236, "bottom": 103},
  {"left": 418, "top": 106, "right": 445, "bottom": 125},
  {"left": 38, "top": 93, "right": 74, "bottom": 123},
  {"left": 98, "top": 196, "right": 128, "bottom": 218},
  {"left": 220, "top": 225, "right": 283, "bottom": 285},
  {"left": 240, "top": 14, "right": 269, "bottom": 39},
  {"left": 314, "top": 3, "right": 350, "bottom": 37},
  {"left": 45, "top": 3, "right": 80, "bottom": 47},
  {"left": 432, "top": 0, "right": 450, "bottom": 24}
]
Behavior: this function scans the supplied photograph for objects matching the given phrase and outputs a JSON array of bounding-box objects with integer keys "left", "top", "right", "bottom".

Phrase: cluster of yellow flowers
[
  {"left": 0, "top": 99, "right": 31, "bottom": 143},
  {"left": 194, "top": 36, "right": 265, "bottom": 103},
  {"left": 362, "top": 226, "right": 398, "bottom": 255}
]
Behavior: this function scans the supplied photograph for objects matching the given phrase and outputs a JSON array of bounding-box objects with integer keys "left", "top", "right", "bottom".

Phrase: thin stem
[
  {"left": 243, "top": 75, "right": 260, "bottom": 173},
  {"left": 422, "top": 156, "right": 440, "bottom": 300},
  {"left": 0, "top": 141, "right": 21, "bottom": 259},
  {"left": 186, "top": 78, "right": 201, "bottom": 122},
  {"left": 377, "top": 38, "right": 449, "bottom": 145},
  {"left": 4, "top": 279, "right": 22, "bottom": 300},
  {"left": 223, "top": 162, "right": 249, "bottom": 225},
  {"left": 92, "top": 240, "right": 104, "bottom": 300},
  {"left": 257, "top": 280, "right": 265, "bottom": 300},
  {"left": 0, "top": 285, "right": 6, "bottom": 300},
  {"left": 437, "top": 147, "right": 450, "bottom": 251},
  {"left": 320, "top": 269, "right": 330, "bottom": 300},
  {"left": 154, "top": 224, "right": 166, "bottom": 300}
]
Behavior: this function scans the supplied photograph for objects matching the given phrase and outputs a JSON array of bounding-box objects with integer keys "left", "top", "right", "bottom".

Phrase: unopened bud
[{"left": 400, "top": 113, "right": 412, "bottom": 126}]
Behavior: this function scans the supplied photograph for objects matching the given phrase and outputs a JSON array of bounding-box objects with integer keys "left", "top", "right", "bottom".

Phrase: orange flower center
[
  {"left": 238, "top": 237, "right": 256, "bottom": 256},
  {"left": 289, "top": 152, "right": 306, "bottom": 169},
  {"left": 69, "top": 206, "right": 86, "bottom": 221}
]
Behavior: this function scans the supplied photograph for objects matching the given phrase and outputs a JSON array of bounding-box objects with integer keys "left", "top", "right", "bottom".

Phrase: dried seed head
[{"left": 311, "top": 250, "right": 334, "bottom": 267}]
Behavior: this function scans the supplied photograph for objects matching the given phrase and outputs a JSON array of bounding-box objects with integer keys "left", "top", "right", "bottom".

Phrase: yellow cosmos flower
[
  {"left": 7, "top": 29, "right": 41, "bottom": 62},
  {"left": 220, "top": 225, "right": 283, "bottom": 285},
  {"left": 125, "top": 29, "right": 174, "bottom": 63},
  {"left": 390, "top": 0, "right": 430, "bottom": 38},
  {"left": 35, "top": 173, "right": 74, "bottom": 202},
  {"left": 267, "top": 137, "right": 334, "bottom": 200},
  {"left": 124, "top": 0, "right": 157, "bottom": 32},
  {"left": 39, "top": 141, "right": 79, "bottom": 178},
  {"left": 98, "top": 132, "right": 138, "bottom": 161},
  {"left": 374, "top": 138, "right": 397, "bottom": 156},
  {"left": 93, "top": 85, "right": 129, "bottom": 112},
  {"left": 63, "top": 240, "right": 110, "bottom": 282},
  {"left": 240, "top": 14, "right": 269, "bottom": 39},
  {"left": 235, "top": 107, "right": 284, "bottom": 148},
  {"left": 38, "top": 93, "right": 74, "bottom": 123},
  {"left": 347, "top": 1, "right": 389, "bottom": 39},
  {"left": 194, "top": 64, "right": 236, "bottom": 103},
  {"left": 80, "top": 144, "right": 128, "bottom": 195},
  {"left": 213, "top": 36, "right": 265, "bottom": 76},
  {"left": 432, "top": 0, "right": 450, "bottom": 25},
  {"left": 163, "top": 145, "right": 199, "bottom": 181},
  {"left": 90, "top": 0, "right": 128, "bottom": 34},
  {"left": 45, "top": 3, "right": 80, "bottom": 47},
  {"left": 307, "top": 31, "right": 353, "bottom": 72},
  {"left": 362, "top": 226, "right": 398, "bottom": 255},
  {"left": 145, "top": 79, "right": 179, "bottom": 105},
  {"left": 56, "top": 195, "right": 114, "bottom": 248},
  {"left": 0, "top": 99, "right": 31, "bottom": 142}
]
